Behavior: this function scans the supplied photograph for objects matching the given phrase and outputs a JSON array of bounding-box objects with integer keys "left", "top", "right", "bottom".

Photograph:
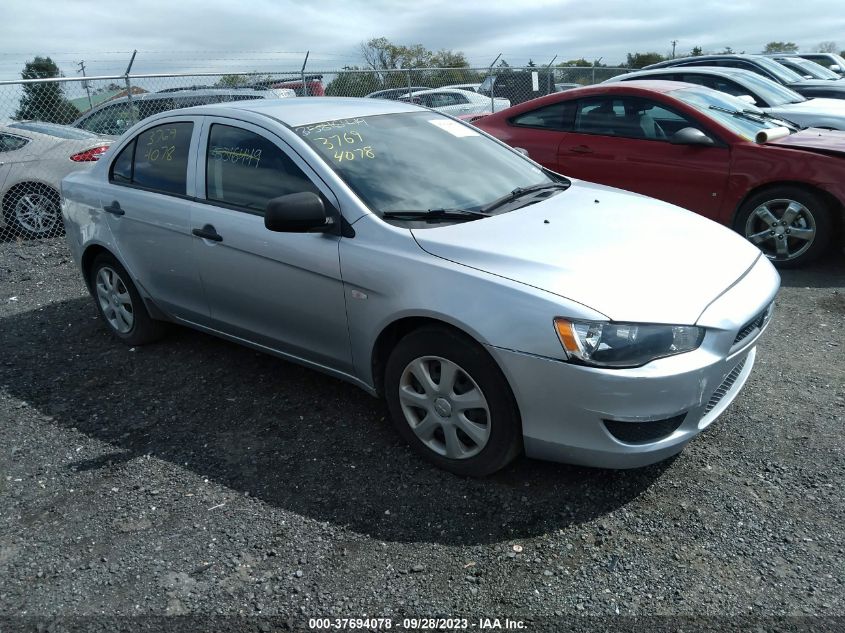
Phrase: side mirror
[
  {"left": 830, "top": 64, "right": 841, "bottom": 72},
  {"left": 669, "top": 127, "right": 715, "bottom": 146},
  {"left": 265, "top": 192, "right": 331, "bottom": 233},
  {"left": 737, "top": 94, "right": 756, "bottom": 104},
  {"left": 514, "top": 147, "right": 530, "bottom": 157}
]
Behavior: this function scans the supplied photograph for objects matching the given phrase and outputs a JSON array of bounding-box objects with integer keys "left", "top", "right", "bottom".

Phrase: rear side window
[
  {"left": 205, "top": 124, "right": 318, "bottom": 213},
  {"left": 0, "top": 133, "right": 30, "bottom": 152},
  {"left": 511, "top": 102, "right": 575, "bottom": 130},
  {"left": 108, "top": 122, "right": 193, "bottom": 195},
  {"left": 110, "top": 140, "right": 135, "bottom": 183}
]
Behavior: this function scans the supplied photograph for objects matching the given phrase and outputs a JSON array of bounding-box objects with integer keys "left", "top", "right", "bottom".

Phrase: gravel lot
[{"left": 1, "top": 237, "right": 843, "bottom": 631}]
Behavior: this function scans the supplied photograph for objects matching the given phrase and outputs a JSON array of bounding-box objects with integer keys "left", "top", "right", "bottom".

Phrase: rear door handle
[
  {"left": 103, "top": 200, "right": 124, "bottom": 216},
  {"left": 192, "top": 224, "right": 223, "bottom": 242},
  {"left": 569, "top": 145, "right": 593, "bottom": 154}
]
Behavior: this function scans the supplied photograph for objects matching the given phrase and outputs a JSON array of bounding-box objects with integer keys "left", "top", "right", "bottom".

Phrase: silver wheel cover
[
  {"left": 95, "top": 266, "right": 135, "bottom": 334},
  {"left": 398, "top": 355, "right": 491, "bottom": 460}
]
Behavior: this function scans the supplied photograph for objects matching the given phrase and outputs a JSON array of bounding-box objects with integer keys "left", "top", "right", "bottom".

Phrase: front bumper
[{"left": 488, "top": 255, "right": 779, "bottom": 469}]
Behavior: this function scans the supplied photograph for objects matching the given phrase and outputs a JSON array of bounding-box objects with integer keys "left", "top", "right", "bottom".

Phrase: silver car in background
[
  {"left": 61, "top": 98, "right": 779, "bottom": 476},
  {"left": 1, "top": 122, "right": 112, "bottom": 238},
  {"left": 606, "top": 66, "right": 845, "bottom": 130}
]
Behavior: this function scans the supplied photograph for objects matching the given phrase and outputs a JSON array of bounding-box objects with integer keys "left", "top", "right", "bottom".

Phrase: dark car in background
[
  {"left": 766, "top": 55, "right": 843, "bottom": 81},
  {"left": 71, "top": 89, "right": 278, "bottom": 136},
  {"left": 644, "top": 54, "right": 845, "bottom": 100}
]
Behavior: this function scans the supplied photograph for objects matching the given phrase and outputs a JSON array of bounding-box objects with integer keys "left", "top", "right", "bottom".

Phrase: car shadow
[
  {"left": 0, "top": 297, "right": 668, "bottom": 546},
  {"left": 777, "top": 249, "right": 845, "bottom": 289}
]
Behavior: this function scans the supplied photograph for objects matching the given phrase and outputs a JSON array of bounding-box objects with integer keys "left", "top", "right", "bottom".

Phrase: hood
[
  {"left": 792, "top": 79, "right": 845, "bottom": 89},
  {"left": 770, "top": 98, "right": 845, "bottom": 126},
  {"left": 766, "top": 127, "right": 845, "bottom": 156},
  {"left": 412, "top": 181, "right": 761, "bottom": 325}
]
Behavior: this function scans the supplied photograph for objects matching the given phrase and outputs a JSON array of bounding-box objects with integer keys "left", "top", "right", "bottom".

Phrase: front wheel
[
  {"left": 384, "top": 326, "right": 522, "bottom": 476},
  {"left": 735, "top": 187, "right": 833, "bottom": 268}
]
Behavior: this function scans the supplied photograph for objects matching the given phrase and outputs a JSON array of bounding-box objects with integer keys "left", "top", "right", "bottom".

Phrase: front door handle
[
  {"left": 192, "top": 224, "right": 223, "bottom": 242},
  {"left": 569, "top": 145, "right": 593, "bottom": 154},
  {"left": 103, "top": 200, "right": 125, "bottom": 216}
]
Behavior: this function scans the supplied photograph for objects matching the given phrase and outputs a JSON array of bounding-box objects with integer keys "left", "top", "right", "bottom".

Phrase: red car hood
[{"left": 767, "top": 127, "right": 845, "bottom": 156}]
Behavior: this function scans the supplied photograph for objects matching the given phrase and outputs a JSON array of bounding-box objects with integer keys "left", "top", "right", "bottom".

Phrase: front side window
[
  {"left": 206, "top": 124, "right": 318, "bottom": 212},
  {"left": 108, "top": 122, "right": 193, "bottom": 195},
  {"left": 574, "top": 97, "right": 698, "bottom": 141},
  {"left": 511, "top": 102, "right": 575, "bottom": 131},
  {"left": 0, "top": 133, "right": 30, "bottom": 153}
]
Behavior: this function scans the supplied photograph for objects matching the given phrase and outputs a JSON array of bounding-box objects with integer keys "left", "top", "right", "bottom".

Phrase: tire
[
  {"left": 89, "top": 253, "right": 167, "bottom": 346},
  {"left": 735, "top": 186, "right": 833, "bottom": 268},
  {"left": 3, "top": 184, "right": 64, "bottom": 239},
  {"left": 384, "top": 326, "right": 522, "bottom": 476}
]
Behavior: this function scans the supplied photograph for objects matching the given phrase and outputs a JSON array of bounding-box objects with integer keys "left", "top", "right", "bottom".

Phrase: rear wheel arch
[
  {"left": 732, "top": 181, "right": 843, "bottom": 228},
  {"left": 733, "top": 181, "right": 842, "bottom": 266}
]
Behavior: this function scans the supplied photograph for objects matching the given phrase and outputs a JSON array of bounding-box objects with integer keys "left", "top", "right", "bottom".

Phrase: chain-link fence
[{"left": 0, "top": 64, "right": 628, "bottom": 243}]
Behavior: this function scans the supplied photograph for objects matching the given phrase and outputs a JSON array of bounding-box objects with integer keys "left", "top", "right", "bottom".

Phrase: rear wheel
[
  {"left": 735, "top": 186, "right": 832, "bottom": 268},
  {"left": 384, "top": 326, "right": 522, "bottom": 476},
  {"left": 89, "top": 253, "right": 167, "bottom": 346},
  {"left": 3, "top": 184, "right": 64, "bottom": 239}
]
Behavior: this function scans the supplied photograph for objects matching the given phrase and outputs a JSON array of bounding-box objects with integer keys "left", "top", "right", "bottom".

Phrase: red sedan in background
[{"left": 474, "top": 80, "right": 845, "bottom": 267}]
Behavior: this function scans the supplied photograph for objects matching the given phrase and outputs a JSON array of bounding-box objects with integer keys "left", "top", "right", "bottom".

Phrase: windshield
[
  {"left": 754, "top": 56, "right": 805, "bottom": 84},
  {"left": 781, "top": 57, "right": 841, "bottom": 80},
  {"left": 733, "top": 71, "right": 806, "bottom": 106},
  {"left": 674, "top": 87, "right": 792, "bottom": 141},
  {"left": 294, "top": 111, "right": 558, "bottom": 221},
  {"left": 8, "top": 121, "right": 100, "bottom": 140}
]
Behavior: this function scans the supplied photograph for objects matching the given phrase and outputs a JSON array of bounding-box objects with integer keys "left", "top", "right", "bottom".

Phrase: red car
[{"left": 474, "top": 80, "right": 845, "bottom": 267}]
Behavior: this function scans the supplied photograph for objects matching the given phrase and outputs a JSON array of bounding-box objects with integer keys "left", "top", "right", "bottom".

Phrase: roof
[
  {"left": 571, "top": 79, "right": 697, "bottom": 95},
  {"left": 619, "top": 66, "right": 760, "bottom": 81},
  {"left": 176, "top": 96, "right": 422, "bottom": 127}
]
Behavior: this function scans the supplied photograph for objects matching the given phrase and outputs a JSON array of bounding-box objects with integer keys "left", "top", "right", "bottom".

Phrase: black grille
[
  {"left": 733, "top": 303, "right": 772, "bottom": 346},
  {"left": 603, "top": 414, "right": 686, "bottom": 445},
  {"left": 704, "top": 358, "right": 747, "bottom": 414}
]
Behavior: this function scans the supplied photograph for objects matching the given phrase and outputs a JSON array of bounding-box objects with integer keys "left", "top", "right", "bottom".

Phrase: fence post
[
  {"left": 545, "top": 55, "right": 557, "bottom": 93},
  {"left": 407, "top": 68, "right": 412, "bottom": 96},
  {"left": 488, "top": 53, "right": 501, "bottom": 112},
  {"left": 301, "top": 51, "right": 310, "bottom": 96},
  {"left": 124, "top": 50, "right": 137, "bottom": 124}
]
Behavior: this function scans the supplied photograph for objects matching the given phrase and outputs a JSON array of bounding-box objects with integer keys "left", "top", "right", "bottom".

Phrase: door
[
  {"left": 99, "top": 118, "right": 209, "bottom": 321},
  {"left": 423, "top": 92, "right": 476, "bottom": 115},
  {"left": 190, "top": 119, "right": 352, "bottom": 372},
  {"left": 556, "top": 95, "right": 731, "bottom": 218}
]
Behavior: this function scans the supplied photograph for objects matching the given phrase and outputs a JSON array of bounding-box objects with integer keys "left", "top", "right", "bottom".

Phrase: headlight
[{"left": 553, "top": 318, "right": 704, "bottom": 368}]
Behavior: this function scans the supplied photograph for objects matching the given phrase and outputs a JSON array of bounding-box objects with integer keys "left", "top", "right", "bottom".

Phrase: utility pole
[
  {"left": 77, "top": 60, "right": 93, "bottom": 110},
  {"left": 671, "top": 40, "right": 678, "bottom": 59}
]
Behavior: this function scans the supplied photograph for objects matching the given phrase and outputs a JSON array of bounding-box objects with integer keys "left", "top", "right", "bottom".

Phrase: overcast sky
[{"left": 2, "top": 0, "right": 845, "bottom": 79}]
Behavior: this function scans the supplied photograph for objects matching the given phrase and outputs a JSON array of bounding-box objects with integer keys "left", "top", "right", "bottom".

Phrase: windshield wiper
[
  {"left": 381, "top": 208, "right": 491, "bottom": 222},
  {"left": 709, "top": 105, "right": 801, "bottom": 131},
  {"left": 479, "top": 182, "right": 570, "bottom": 215}
]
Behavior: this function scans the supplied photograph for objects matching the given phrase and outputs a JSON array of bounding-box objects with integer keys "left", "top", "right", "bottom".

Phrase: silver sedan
[{"left": 61, "top": 98, "right": 779, "bottom": 476}]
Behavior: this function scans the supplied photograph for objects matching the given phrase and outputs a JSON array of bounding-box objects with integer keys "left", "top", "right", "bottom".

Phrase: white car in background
[
  {"left": 400, "top": 88, "right": 510, "bottom": 116},
  {"left": 1, "top": 122, "right": 112, "bottom": 238},
  {"left": 441, "top": 83, "right": 482, "bottom": 92}
]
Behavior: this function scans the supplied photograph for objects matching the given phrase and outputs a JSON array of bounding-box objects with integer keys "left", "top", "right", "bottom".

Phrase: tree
[
  {"left": 763, "top": 41, "right": 798, "bottom": 53},
  {"left": 624, "top": 52, "right": 665, "bottom": 68},
  {"left": 325, "top": 66, "right": 381, "bottom": 97},
  {"left": 558, "top": 58, "right": 593, "bottom": 67},
  {"left": 816, "top": 41, "right": 838, "bottom": 53},
  {"left": 690, "top": 46, "right": 704, "bottom": 57},
  {"left": 13, "top": 56, "right": 80, "bottom": 123},
  {"left": 217, "top": 74, "right": 250, "bottom": 88}
]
